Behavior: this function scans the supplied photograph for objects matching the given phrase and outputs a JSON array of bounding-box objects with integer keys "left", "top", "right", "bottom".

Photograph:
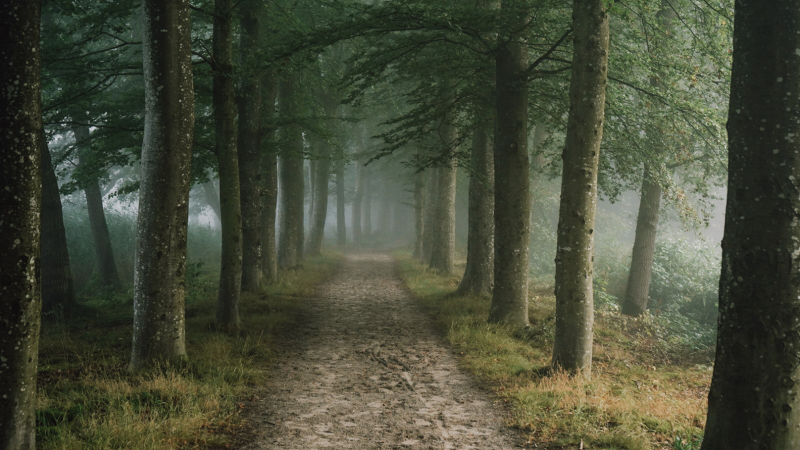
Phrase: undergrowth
[
  {"left": 36, "top": 252, "right": 341, "bottom": 449},
  {"left": 395, "top": 251, "right": 711, "bottom": 450}
]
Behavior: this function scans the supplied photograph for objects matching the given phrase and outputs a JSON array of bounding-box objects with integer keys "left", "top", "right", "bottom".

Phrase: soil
[{"left": 239, "top": 250, "right": 526, "bottom": 449}]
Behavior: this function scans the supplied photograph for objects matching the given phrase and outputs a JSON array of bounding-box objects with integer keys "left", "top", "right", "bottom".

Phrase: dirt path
[{"left": 241, "top": 251, "right": 525, "bottom": 450}]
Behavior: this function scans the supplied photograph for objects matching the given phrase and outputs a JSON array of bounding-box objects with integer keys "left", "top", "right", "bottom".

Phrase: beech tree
[
  {"left": 0, "top": 2, "right": 42, "bottom": 448},
  {"left": 551, "top": 0, "right": 610, "bottom": 377},
  {"left": 277, "top": 75, "right": 305, "bottom": 268},
  {"left": 130, "top": 0, "right": 194, "bottom": 370},
  {"left": 701, "top": 1, "right": 800, "bottom": 446}
]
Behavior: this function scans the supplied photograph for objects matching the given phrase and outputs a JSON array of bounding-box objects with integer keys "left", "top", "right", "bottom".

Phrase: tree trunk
[
  {"left": 621, "top": 166, "right": 662, "bottom": 316},
  {"left": 41, "top": 134, "right": 76, "bottom": 317},
  {"left": 379, "top": 187, "right": 391, "bottom": 236},
  {"left": 701, "top": 2, "right": 800, "bottom": 448},
  {"left": 363, "top": 168, "right": 372, "bottom": 238},
  {"left": 260, "top": 74, "right": 280, "bottom": 284},
  {"left": 336, "top": 158, "right": 346, "bottom": 245},
  {"left": 412, "top": 169, "right": 426, "bottom": 260},
  {"left": 488, "top": 2, "right": 530, "bottom": 327},
  {"left": 422, "top": 168, "right": 439, "bottom": 264},
  {"left": 0, "top": 4, "right": 42, "bottom": 447},
  {"left": 551, "top": 0, "right": 610, "bottom": 378},
  {"left": 306, "top": 139, "right": 331, "bottom": 256},
  {"left": 237, "top": 1, "right": 265, "bottom": 293},
  {"left": 213, "top": 0, "right": 242, "bottom": 332},
  {"left": 277, "top": 76, "right": 304, "bottom": 268},
  {"left": 75, "top": 125, "right": 122, "bottom": 290},
  {"left": 458, "top": 109, "right": 495, "bottom": 296},
  {"left": 202, "top": 180, "right": 222, "bottom": 229},
  {"left": 130, "top": 0, "right": 194, "bottom": 371},
  {"left": 308, "top": 159, "right": 316, "bottom": 227},
  {"left": 352, "top": 162, "right": 364, "bottom": 244},
  {"left": 429, "top": 120, "right": 458, "bottom": 274}
]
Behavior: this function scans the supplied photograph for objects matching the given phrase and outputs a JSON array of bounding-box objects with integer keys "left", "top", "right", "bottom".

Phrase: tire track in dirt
[{"left": 241, "top": 251, "right": 524, "bottom": 449}]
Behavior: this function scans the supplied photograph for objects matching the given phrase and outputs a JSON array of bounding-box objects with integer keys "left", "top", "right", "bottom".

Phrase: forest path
[{"left": 240, "top": 250, "right": 524, "bottom": 450}]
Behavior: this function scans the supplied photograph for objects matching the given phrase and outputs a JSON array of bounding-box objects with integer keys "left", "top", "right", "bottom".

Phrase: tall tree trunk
[
  {"left": 75, "top": 125, "right": 122, "bottom": 290},
  {"left": 379, "top": 187, "right": 392, "bottom": 235},
  {"left": 551, "top": 0, "right": 610, "bottom": 378},
  {"left": 277, "top": 76, "right": 304, "bottom": 268},
  {"left": 412, "top": 169, "right": 426, "bottom": 259},
  {"left": 429, "top": 121, "right": 458, "bottom": 274},
  {"left": 621, "top": 166, "right": 661, "bottom": 316},
  {"left": 41, "top": 134, "right": 76, "bottom": 317},
  {"left": 308, "top": 160, "right": 316, "bottom": 228},
  {"left": 458, "top": 109, "right": 495, "bottom": 296},
  {"left": 0, "top": 3, "right": 42, "bottom": 446},
  {"left": 130, "top": 0, "right": 194, "bottom": 370},
  {"left": 422, "top": 168, "right": 439, "bottom": 264},
  {"left": 701, "top": 2, "right": 800, "bottom": 447},
  {"left": 488, "top": 2, "right": 530, "bottom": 327},
  {"left": 237, "top": 0, "right": 265, "bottom": 293},
  {"left": 336, "top": 158, "right": 346, "bottom": 245},
  {"left": 363, "top": 168, "right": 372, "bottom": 238},
  {"left": 202, "top": 180, "right": 222, "bottom": 229},
  {"left": 352, "top": 162, "right": 364, "bottom": 244},
  {"left": 213, "top": 0, "right": 242, "bottom": 332},
  {"left": 260, "top": 74, "right": 280, "bottom": 284},
  {"left": 306, "top": 139, "right": 331, "bottom": 256}
]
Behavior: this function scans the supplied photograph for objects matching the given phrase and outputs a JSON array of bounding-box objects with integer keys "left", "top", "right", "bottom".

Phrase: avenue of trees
[{"left": 2, "top": 0, "right": 799, "bottom": 448}]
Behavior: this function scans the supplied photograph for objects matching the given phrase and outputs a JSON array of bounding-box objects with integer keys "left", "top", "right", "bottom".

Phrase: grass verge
[
  {"left": 37, "top": 252, "right": 342, "bottom": 449},
  {"left": 395, "top": 251, "right": 710, "bottom": 450}
]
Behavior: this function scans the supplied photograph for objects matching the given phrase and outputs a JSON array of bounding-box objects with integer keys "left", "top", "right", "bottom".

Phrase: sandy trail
[{"left": 241, "top": 251, "right": 524, "bottom": 449}]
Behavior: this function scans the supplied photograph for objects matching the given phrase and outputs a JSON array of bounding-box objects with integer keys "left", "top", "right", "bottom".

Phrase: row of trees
[{"left": 3, "top": 0, "right": 800, "bottom": 448}]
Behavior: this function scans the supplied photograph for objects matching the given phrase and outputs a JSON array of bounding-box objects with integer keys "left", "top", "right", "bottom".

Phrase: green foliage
[{"left": 673, "top": 434, "right": 703, "bottom": 450}]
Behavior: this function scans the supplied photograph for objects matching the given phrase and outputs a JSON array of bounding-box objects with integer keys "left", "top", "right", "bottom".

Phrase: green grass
[
  {"left": 36, "top": 252, "right": 342, "bottom": 449},
  {"left": 395, "top": 251, "right": 711, "bottom": 450}
]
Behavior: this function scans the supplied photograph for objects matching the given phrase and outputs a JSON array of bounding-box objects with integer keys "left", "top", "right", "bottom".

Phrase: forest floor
[{"left": 238, "top": 250, "right": 526, "bottom": 450}]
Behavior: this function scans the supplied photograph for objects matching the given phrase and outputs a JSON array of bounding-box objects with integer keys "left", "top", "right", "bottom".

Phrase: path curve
[{"left": 241, "top": 251, "right": 524, "bottom": 449}]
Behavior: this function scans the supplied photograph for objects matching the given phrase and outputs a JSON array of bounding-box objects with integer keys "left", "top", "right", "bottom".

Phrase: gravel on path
[{"left": 240, "top": 251, "right": 525, "bottom": 450}]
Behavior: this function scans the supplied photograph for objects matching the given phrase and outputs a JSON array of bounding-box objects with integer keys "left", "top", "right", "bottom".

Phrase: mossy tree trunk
[
  {"left": 701, "top": 1, "right": 800, "bottom": 447},
  {"left": 260, "top": 73, "right": 280, "bottom": 284},
  {"left": 74, "top": 125, "right": 122, "bottom": 291},
  {"left": 458, "top": 108, "right": 495, "bottom": 296},
  {"left": 412, "top": 169, "right": 426, "bottom": 260},
  {"left": 0, "top": 3, "right": 42, "bottom": 447},
  {"left": 213, "top": 0, "right": 242, "bottom": 332},
  {"left": 621, "top": 165, "right": 661, "bottom": 317},
  {"left": 306, "top": 138, "right": 331, "bottom": 256},
  {"left": 551, "top": 0, "right": 610, "bottom": 378},
  {"left": 422, "top": 168, "right": 439, "bottom": 264},
  {"left": 429, "top": 121, "right": 457, "bottom": 274},
  {"left": 277, "top": 76, "right": 304, "bottom": 268},
  {"left": 336, "top": 158, "right": 346, "bottom": 246},
  {"left": 488, "top": 1, "right": 530, "bottom": 327},
  {"left": 41, "top": 134, "right": 76, "bottom": 318},
  {"left": 130, "top": 0, "right": 194, "bottom": 371},
  {"left": 237, "top": 0, "right": 265, "bottom": 293}
]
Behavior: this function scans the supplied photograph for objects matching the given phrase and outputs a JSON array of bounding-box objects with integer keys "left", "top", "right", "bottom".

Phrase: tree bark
[
  {"left": 237, "top": 0, "right": 265, "bottom": 293},
  {"left": 308, "top": 159, "right": 316, "bottom": 227},
  {"left": 412, "top": 169, "right": 426, "bottom": 260},
  {"left": 212, "top": 0, "right": 242, "bottom": 332},
  {"left": 551, "top": 0, "right": 610, "bottom": 378},
  {"left": 363, "top": 168, "right": 372, "bottom": 238},
  {"left": 621, "top": 165, "right": 661, "bottom": 316},
  {"left": 458, "top": 109, "right": 495, "bottom": 296},
  {"left": 0, "top": 3, "right": 42, "bottom": 447},
  {"left": 41, "top": 134, "right": 76, "bottom": 317},
  {"left": 277, "top": 76, "right": 304, "bottom": 268},
  {"left": 75, "top": 125, "right": 122, "bottom": 290},
  {"left": 352, "top": 162, "right": 364, "bottom": 244},
  {"left": 306, "top": 138, "right": 331, "bottom": 256},
  {"left": 701, "top": 2, "right": 800, "bottom": 448},
  {"left": 429, "top": 121, "right": 458, "bottom": 274},
  {"left": 488, "top": 2, "right": 530, "bottom": 327},
  {"left": 130, "top": 0, "right": 193, "bottom": 371},
  {"left": 422, "top": 168, "right": 439, "bottom": 264},
  {"left": 260, "top": 74, "right": 280, "bottom": 284},
  {"left": 336, "top": 158, "right": 346, "bottom": 245}
]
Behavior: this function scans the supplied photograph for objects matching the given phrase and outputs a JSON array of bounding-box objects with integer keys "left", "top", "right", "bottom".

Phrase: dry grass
[
  {"left": 396, "top": 252, "right": 710, "bottom": 450},
  {"left": 37, "top": 252, "right": 342, "bottom": 449}
]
